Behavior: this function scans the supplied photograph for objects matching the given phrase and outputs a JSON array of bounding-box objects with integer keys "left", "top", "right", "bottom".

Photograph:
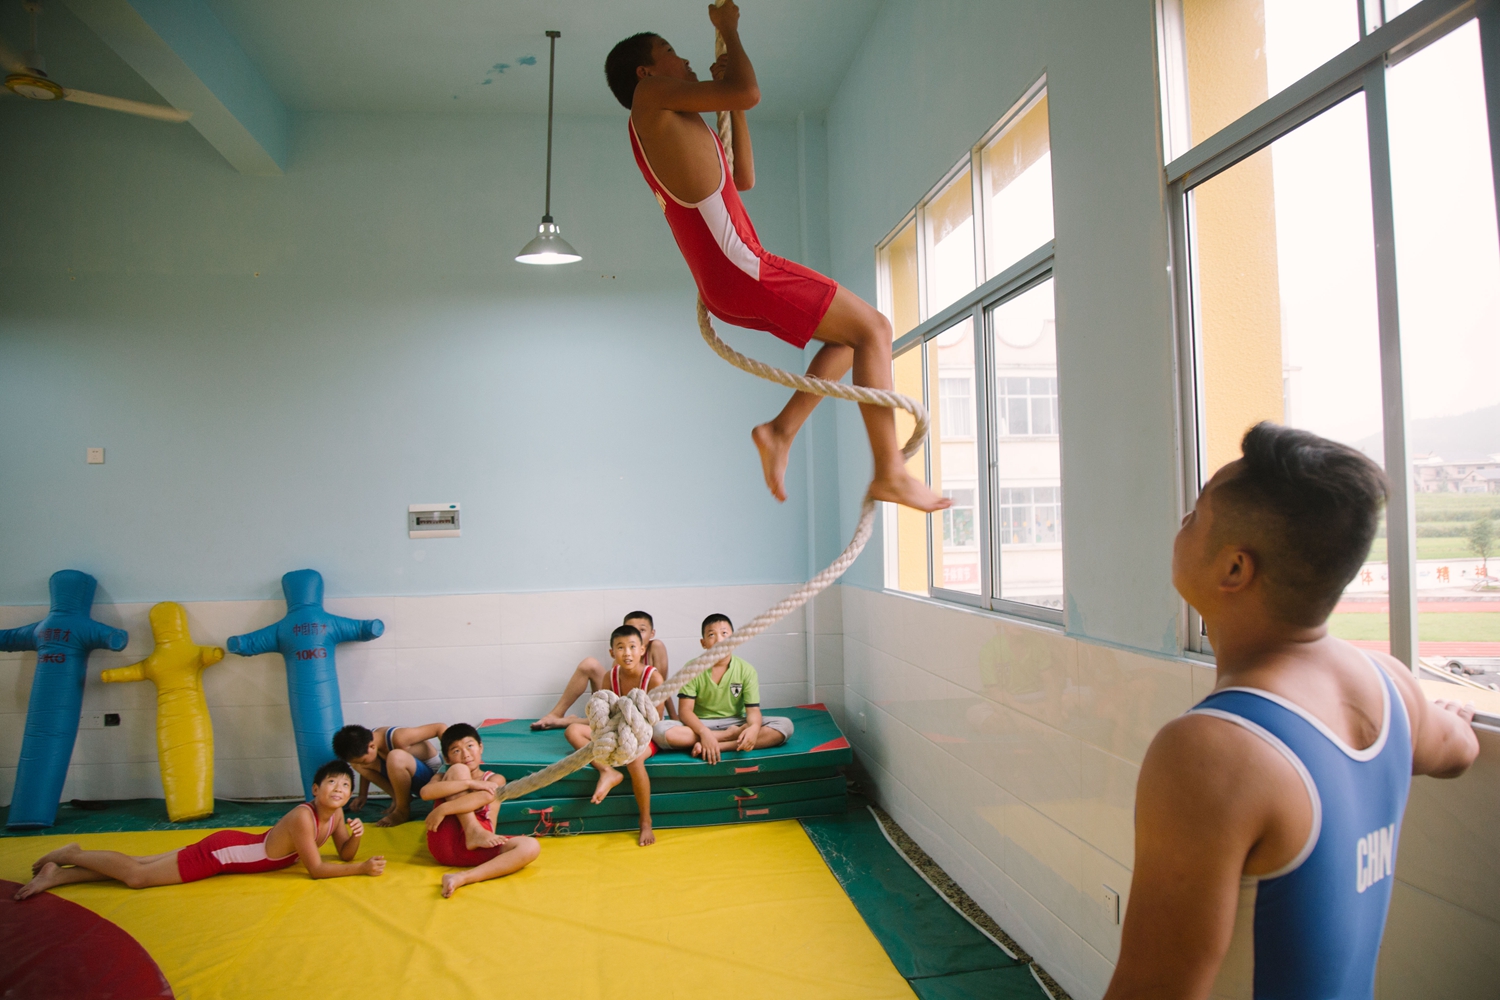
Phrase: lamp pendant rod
[{"left": 543, "top": 29, "right": 559, "bottom": 221}]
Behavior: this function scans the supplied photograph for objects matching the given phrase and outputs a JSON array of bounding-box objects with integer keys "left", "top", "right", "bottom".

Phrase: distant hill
[{"left": 1354, "top": 402, "right": 1500, "bottom": 466}]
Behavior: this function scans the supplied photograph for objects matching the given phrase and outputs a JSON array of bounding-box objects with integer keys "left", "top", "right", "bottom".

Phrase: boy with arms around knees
[
  {"left": 654, "top": 614, "right": 793, "bottom": 765},
  {"left": 334, "top": 721, "right": 446, "bottom": 826},
  {"left": 533, "top": 611, "right": 673, "bottom": 730},
  {"left": 422, "top": 724, "right": 540, "bottom": 898},
  {"left": 605, "top": 3, "right": 950, "bottom": 515},
  {"left": 563, "top": 625, "right": 663, "bottom": 846},
  {"left": 15, "top": 760, "right": 383, "bottom": 899},
  {"left": 1104, "top": 423, "right": 1479, "bottom": 1000}
]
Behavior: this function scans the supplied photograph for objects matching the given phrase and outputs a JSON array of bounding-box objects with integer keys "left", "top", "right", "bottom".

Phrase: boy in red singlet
[
  {"left": 14, "top": 760, "right": 384, "bottom": 899},
  {"left": 562, "top": 625, "right": 662, "bottom": 846},
  {"left": 532, "top": 610, "right": 673, "bottom": 730},
  {"left": 605, "top": 2, "right": 950, "bottom": 515},
  {"left": 421, "top": 724, "right": 540, "bottom": 897}
]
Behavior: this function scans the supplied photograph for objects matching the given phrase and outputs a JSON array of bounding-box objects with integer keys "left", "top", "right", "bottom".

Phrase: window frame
[{"left": 1159, "top": 0, "right": 1500, "bottom": 661}]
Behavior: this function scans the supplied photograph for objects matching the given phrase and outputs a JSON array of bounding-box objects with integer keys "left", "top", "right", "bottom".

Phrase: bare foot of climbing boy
[
  {"left": 590, "top": 767, "right": 624, "bottom": 804},
  {"left": 869, "top": 469, "right": 951, "bottom": 512},
  {"left": 752, "top": 423, "right": 792, "bottom": 502}
]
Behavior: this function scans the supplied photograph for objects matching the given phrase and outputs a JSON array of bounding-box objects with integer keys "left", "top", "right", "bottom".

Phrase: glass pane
[
  {"left": 929, "top": 319, "right": 981, "bottom": 594},
  {"left": 925, "top": 168, "right": 976, "bottom": 315},
  {"left": 990, "top": 278, "right": 1063, "bottom": 609},
  {"left": 1191, "top": 94, "right": 1388, "bottom": 650},
  {"left": 1181, "top": 0, "right": 1360, "bottom": 146},
  {"left": 1387, "top": 21, "right": 1500, "bottom": 673},
  {"left": 888, "top": 345, "right": 929, "bottom": 594},
  {"left": 879, "top": 219, "right": 920, "bottom": 339},
  {"left": 982, "top": 94, "right": 1053, "bottom": 277}
]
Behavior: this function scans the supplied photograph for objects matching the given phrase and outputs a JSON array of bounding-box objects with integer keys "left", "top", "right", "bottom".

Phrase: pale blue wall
[
  {"left": 823, "top": 0, "right": 1184, "bottom": 654},
  {"left": 0, "top": 93, "right": 819, "bottom": 603}
]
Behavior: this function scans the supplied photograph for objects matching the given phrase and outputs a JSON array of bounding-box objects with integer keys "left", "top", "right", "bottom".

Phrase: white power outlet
[
  {"left": 79, "top": 712, "right": 122, "bottom": 730},
  {"left": 1101, "top": 885, "right": 1121, "bottom": 925},
  {"left": 86, "top": 447, "right": 105, "bottom": 464}
]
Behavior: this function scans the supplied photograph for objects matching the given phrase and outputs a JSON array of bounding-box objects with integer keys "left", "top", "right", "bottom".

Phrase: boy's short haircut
[
  {"left": 1212, "top": 421, "right": 1388, "bottom": 627},
  {"left": 605, "top": 32, "right": 660, "bottom": 109},
  {"left": 701, "top": 613, "right": 733, "bottom": 636},
  {"left": 332, "top": 724, "right": 375, "bottom": 761},
  {"left": 313, "top": 759, "right": 355, "bottom": 785},
  {"left": 440, "top": 723, "right": 481, "bottom": 758},
  {"left": 611, "top": 624, "right": 643, "bottom": 646},
  {"left": 623, "top": 610, "right": 653, "bottom": 627}
]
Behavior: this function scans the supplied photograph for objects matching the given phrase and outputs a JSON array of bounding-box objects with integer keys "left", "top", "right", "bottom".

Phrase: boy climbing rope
[{"left": 605, "top": 1, "right": 950, "bottom": 513}]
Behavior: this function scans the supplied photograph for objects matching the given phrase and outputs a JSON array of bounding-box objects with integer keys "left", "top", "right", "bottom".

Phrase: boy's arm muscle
[
  {"left": 394, "top": 723, "right": 446, "bottom": 749},
  {"left": 1376, "top": 654, "right": 1479, "bottom": 778},
  {"left": 1105, "top": 717, "right": 1267, "bottom": 1000}
]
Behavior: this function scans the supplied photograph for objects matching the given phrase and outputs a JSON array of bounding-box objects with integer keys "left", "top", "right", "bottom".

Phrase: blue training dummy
[
  {"left": 227, "top": 569, "right": 383, "bottom": 796},
  {"left": 2, "top": 570, "right": 129, "bottom": 829}
]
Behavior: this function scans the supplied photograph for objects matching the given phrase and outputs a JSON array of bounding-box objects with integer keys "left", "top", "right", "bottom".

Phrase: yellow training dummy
[{"left": 103, "top": 602, "right": 224, "bottom": 821}]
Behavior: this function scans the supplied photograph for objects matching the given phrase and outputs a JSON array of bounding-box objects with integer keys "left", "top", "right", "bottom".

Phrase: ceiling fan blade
[
  {"left": 0, "top": 32, "right": 29, "bottom": 74},
  {"left": 63, "top": 88, "right": 190, "bottom": 122}
]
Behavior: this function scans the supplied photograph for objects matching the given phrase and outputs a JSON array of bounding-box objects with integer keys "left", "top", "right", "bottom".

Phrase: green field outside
[
  {"left": 1364, "top": 537, "right": 1495, "bottom": 563},
  {"left": 1327, "top": 612, "right": 1500, "bottom": 642}
]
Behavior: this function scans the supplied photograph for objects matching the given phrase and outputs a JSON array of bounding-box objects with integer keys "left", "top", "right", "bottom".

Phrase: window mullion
[
  {"left": 1480, "top": 0, "right": 1500, "bottom": 238},
  {"left": 971, "top": 303, "right": 995, "bottom": 604},
  {"left": 1364, "top": 60, "right": 1418, "bottom": 670}
]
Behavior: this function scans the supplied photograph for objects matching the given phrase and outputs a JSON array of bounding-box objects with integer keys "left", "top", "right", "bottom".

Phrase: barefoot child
[
  {"left": 14, "top": 760, "right": 384, "bottom": 899},
  {"left": 563, "top": 625, "right": 662, "bottom": 846},
  {"left": 605, "top": 2, "right": 950, "bottom": 515},
  {"left": 532, "top": 611, "right": 673, "bottom": 730},
  {"left": 422, "top": 723, "right": 540, "bottom": 897},
  {"left": 1104, "top": 424, "right": 1479, "bottom": 999},
  {"left": 653, "top": 614, "right": 794, "bottom": 764},
  {"left": 333, "top": 722, "right": 446, "bottom": 826}
]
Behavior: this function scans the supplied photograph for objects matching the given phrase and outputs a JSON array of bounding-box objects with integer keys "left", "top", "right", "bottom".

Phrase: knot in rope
[{"left": 584, "top": 688, "right": 659, "bottom": 768}]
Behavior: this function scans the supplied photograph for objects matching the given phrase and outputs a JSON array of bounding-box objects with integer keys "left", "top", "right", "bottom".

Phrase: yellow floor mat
[{"left": 1, "top": 820, "right": 914, "bottom": 1000}]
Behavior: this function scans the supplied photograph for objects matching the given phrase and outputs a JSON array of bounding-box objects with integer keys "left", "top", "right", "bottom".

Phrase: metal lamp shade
[{"left": 515, "top": 220, "right": 581, "bottom": 265}]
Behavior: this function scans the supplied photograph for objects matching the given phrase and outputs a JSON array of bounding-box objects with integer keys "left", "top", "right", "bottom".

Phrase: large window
[
  {"left": 878, "top": 81, "right": 1062, "bottom": 621},
  {"left": 1164, "top": 0, "right": 1500, "bottom": 676}
]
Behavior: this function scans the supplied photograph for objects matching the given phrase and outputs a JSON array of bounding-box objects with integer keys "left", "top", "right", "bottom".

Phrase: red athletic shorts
[
  {"left": 698, "top": 253, "right": 839, "bottom": 350},
  {"left": 175, "top": 829, "right": 297, "bottom": 883},
  {"left": 427, "top": 810, "right": 503, "bottom": 867}
]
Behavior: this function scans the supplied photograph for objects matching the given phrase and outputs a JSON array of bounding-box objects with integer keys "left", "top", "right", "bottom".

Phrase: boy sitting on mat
[
  {"left": 654, "top": 614, "right": 793, "bottom": 764},
  {"left": 561, "top": 624, "right": 663, "bottom": 846},
  {"left": 605, "top": 1, "right": 949, "bottom": 516},
  {"left": 334, "top": 721, "right": 447, "bottom": 827},
  {"left": 14, "top": 760, "right": 384, "bottom": 899},
  {"left": 422, "top": 723, "right": 540, "bottom": 898},
  {"left": 532, "top": 610, "right": 674, "bottom": 730}
]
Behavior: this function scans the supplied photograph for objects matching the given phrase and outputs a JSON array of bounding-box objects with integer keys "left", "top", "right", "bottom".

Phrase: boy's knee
[
  {"left": 515, "top": 837, "right": 541, "bottom": 861},
  {"left": 387, "top": 748, "right": 416, "bottom": 772},
  {"left": 447, "top": 762, "right": 473, "bottom": 780},
  {"left": 122, "top": 869, "right": 152, "bottom": 889}
]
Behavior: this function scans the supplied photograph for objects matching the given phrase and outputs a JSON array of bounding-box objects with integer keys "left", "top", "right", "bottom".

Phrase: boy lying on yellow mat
[
  {"left": 13, "top": 760, "right": 384, "bottom": 900},
  {"left": 422, "top": 724, "right": 540, "bottom": 898},
  {"left": 653, "top": 614, "right": 794, "bottom": 764}
]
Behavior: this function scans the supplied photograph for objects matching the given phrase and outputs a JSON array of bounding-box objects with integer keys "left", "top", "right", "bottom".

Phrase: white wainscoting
[{"left": 0, "top": 584, "right": 839, "bottom": 804}]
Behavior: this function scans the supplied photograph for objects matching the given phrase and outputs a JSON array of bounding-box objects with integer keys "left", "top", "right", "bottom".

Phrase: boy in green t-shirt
[{"left": 652, "top": 614, "right": 795, "bottom": 764}]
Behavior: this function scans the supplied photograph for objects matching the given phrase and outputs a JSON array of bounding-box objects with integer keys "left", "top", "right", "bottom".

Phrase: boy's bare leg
[
  {"left": 17, "top": 845, "right": 182, "bottom": 897},
  {"left": 753, "top": 285, "right": 950, "bottom": 512},
  {"left": 566, "top": 723, "right": 623, "bottom": 803},
  {"left": 378, "top": 750, "right": 417, "bottom": 826},
  {"left": 626, "top": 753, "right": 655, "bottom": 847},
  {"left": 532, "top": 658, "right": 604, "bottom": 729},
  {"left": 14, "top": 862, "right": 111, "bottom": 899},
  {"left": 441, "top": 763, "right": 504, "bottom": 850},
  {"left": 441, "top": 836, "right": 541, "bottom": 898}
]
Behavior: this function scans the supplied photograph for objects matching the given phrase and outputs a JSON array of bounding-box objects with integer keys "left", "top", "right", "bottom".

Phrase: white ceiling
[{"left": 200, "top": 0, "right": 882, "bottom": 119}]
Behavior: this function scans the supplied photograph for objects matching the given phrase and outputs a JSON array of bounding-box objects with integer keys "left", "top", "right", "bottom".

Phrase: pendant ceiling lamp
[{"left": 516, "top": 29, "right": 580, "bottom": 265}]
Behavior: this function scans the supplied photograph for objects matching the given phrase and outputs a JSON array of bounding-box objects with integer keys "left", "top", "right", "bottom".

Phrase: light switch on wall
[{"left": 86, "top": 447, "right": 104, "bottom": 464}]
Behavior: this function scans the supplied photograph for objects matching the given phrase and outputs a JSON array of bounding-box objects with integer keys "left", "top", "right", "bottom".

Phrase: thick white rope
[{"left": 492, "top": 18, "right": 929, "bottom": 807}]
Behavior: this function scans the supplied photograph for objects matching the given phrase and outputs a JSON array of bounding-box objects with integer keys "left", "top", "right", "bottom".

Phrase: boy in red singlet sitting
[
  {"left": 422, "top": 723, "right": 540, "bottom": 898},
  {"left": 532, "top": 610, "right": 674, "bottom": 730},
  {"left": 605, "top": 2, "right": 950, "bottom": 515},
  {"left": 561, "top": 625, "right": 663, "bottom": 846},
  {"left": 14, "top": 760, "right": 384, "bottom": 899}
]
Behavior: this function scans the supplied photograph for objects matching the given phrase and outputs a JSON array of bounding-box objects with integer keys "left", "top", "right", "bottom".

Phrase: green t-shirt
[{"left": 679, "top": 656, "right": 760, "bottom": 719}]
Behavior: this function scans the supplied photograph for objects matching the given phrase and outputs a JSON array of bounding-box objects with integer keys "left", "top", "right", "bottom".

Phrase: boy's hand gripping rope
[{"left": 489, "top": 21, "right": 929, "bottom": 807}]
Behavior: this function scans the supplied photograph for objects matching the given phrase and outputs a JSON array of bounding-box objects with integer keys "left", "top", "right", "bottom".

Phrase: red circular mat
[{"left": 0, "top": 879, "right": 173, "bottom": 998}]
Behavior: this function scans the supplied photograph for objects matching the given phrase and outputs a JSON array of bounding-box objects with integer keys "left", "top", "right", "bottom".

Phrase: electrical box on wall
[{"left": 409, "top": 503, "right": 460, "bottom": 538}]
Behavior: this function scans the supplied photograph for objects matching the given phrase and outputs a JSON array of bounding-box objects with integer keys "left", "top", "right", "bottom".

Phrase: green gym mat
[
  {"left": 496, "top": 773, "right": 847, "bottom": 823},
  {"left": 801, "top": 803, "right": 1046, "bottom": 999},
  {"left": 477, "top": 704, "right": 852, "bottom": 798},
  {"left": 495, "top": 793, "right": 849, "bottom": 837}
]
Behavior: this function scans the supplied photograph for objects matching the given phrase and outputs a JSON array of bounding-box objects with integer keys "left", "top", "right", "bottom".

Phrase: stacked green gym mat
[{"left": 477, "top": 705, "right": 851, "bottom": 836}]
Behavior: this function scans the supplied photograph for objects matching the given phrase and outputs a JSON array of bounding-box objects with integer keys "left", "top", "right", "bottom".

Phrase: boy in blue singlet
[
  {"left": 334, "top": 722, "right": 446, "bottom": 827},
  {"left": 1105, "top": 423, "right": 1480, "bottom": 1000}
]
